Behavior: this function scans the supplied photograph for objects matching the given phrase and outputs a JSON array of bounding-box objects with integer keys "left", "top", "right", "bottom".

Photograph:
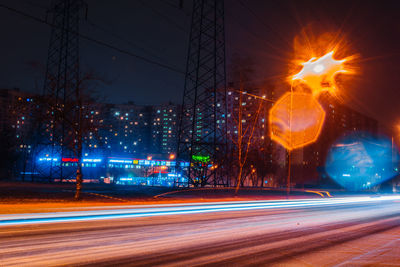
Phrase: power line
[
  {"left": 153, "top": 0, "right": 192, "bottom": 17},
  {"left": 137, "top": 0, "right": 188, "bottom": 33},
  {"left": 86, "top": 19, "right": 179, "bottom": 67},
  {"left": 235, "top": 0, "right": 292, "bottom": 50},
  {"left": 0, "top": 3, "right": 186, "bottom": 75},
  {"left": 20, "top": 0, "right": 180, "bottom": 70},
  {"left": 233, "top": 89, "right": 275, "bottom": 103}
]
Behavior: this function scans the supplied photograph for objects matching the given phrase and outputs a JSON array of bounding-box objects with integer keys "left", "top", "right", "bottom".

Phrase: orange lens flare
[
  {"left": 269, "top": 92, "right": 326, "bottom": 151},
  {"left": 292, "top": 51, "right": 351, "bottom": 96}
]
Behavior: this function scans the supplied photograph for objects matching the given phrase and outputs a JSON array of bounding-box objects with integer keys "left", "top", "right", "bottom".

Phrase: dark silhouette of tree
[{"left": 26, "top": 70, "right": 105, "bottom": 199}]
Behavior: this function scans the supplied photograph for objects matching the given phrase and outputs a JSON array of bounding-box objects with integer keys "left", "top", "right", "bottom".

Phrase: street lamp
[
  {"left": 291, "top": 50, "right": 353, "bottom": 97},
  {"left": 270, "top": 49, "right": 354, "bottom": 198}
]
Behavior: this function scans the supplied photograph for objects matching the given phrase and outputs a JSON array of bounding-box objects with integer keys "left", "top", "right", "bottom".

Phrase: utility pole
[
  {"left": 177, "top": 0, "right": 227, "bottom": 187},
  {"left": 38, "top": 0, "right": 87, "bottom": 182}
]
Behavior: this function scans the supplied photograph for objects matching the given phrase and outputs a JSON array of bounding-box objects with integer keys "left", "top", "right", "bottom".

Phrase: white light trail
[{"left": 1, "top": 196, "right": 400, "bottom": 226}]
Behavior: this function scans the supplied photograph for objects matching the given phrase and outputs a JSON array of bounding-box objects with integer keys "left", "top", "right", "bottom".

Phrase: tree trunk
[
  {"left": 74, "top": 86, "right": 83, "bottom": 200},
  {"left": 74, "top": 130, "right": 83, "bottom": 200},
  {"left": 74, "top": 164, "right": 82, "bottom": 200},
  {"left": 235, "top": 165, "right": 243, "bottom": 195}
]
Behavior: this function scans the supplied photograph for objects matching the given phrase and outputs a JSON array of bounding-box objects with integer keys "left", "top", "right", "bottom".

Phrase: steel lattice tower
[
  {"left": 177, "top": 0, "right": 227, "bottom": 187},
  {"left": 40, "top": 0, "right": 86, "bottom": 181}
]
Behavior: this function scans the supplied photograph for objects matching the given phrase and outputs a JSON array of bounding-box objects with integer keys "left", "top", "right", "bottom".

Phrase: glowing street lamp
[
  {"left": 271, "top": 49, "right": 353, "bottom": 150},
  {"left": 169, "top": 154, "right": 175, "bottom": 160},
  {"left": 268, "top": 45, "right": 355, "bottom": 197},
  {"left": 292, "top": 51, "right": 351, "bottom": 96}
]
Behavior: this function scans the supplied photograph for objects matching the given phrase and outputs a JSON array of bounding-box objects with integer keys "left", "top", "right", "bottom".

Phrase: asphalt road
[{"left": 1, "top": 196, "right": 400, "bottom": 266}]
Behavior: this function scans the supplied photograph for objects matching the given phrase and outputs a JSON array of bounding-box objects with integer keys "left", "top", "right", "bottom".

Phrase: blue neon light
[
  {"left": 109, "top": 159, "right": 133, "bottom": 164},
  {"left": 39, "top": 157, "right": 58, "bottom": 162},
  {"left": 82, "top": 158, "right": 102, "bottom": 163},
  {"left": 120, "top": 177, "right": 133, "bottom": 181},
  {"left": 167, "top": 173, "right": 182, "bottom": 177},
  {"left": 37, "top": 156, "right": 188, "bottom": 170}
]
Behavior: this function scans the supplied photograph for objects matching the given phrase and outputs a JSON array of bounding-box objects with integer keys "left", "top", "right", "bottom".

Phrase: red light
[{"left": 62, "top": 158, "right": 79, "bottom": 162}]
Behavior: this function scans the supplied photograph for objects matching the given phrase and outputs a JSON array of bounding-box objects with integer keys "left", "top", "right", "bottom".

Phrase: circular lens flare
[
  {"left": 325, "top": 133, "right": 399, "bottom": 191},
  {"left": 269, "top": 92, "right": 326, "bottom": 151}
]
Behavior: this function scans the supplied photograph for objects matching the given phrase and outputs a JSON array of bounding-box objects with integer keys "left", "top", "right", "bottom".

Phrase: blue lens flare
[{"left": 325, "top": 133, "right": 399, "bottom": 191}]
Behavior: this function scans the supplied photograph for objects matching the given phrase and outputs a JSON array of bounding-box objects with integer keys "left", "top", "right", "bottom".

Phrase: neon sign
[
  {"left": 109, "top": 159, "right": 133, "bottom": 164},
  {"left": 82, "top": 158, "right": 102, "bottom": 163},
  {"left": 62, "top": 158, "right": 79, "bottom": 162},
  {"left": 39, "top": 157, "right": 58, "bottom": 162},
  {"left": 192, "top": 155, "right": 210, "bottom": 163}
]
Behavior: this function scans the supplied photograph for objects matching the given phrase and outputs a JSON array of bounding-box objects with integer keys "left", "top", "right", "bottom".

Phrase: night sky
[{"left": 1, "top": 0, "right": 400, "bottom": 129}]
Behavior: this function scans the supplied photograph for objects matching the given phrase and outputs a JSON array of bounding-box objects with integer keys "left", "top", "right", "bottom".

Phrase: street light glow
[
  {"left": 313, "top": 64, "right": 325, "bottom": 73},
  {"left": 292, "top": 50, "right": 351, "bottom": 96}
]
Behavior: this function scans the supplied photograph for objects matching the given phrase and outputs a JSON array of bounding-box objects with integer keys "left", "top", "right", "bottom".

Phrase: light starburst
[{"left": 292, "top": 51, "right": 350, "bottom": 96}]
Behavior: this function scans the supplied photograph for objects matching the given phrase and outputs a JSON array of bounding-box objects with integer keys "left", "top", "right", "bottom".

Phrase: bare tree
[
  {"left": 67, "top": 72, "right": 105, "bottom": 199},
  {"left": 232, "top": 77, "right": 263, "bottom": 194},
  {"left": 26, "top": 70, "right": 105, "bottom": 199},
  {"left": 227, "top": 55, "right": 281, "bottom": 191},
  {"left": 227, "top": 55, "right": 265, "bottom": 193}
]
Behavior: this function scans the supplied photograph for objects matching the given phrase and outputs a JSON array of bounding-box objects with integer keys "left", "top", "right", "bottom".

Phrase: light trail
[
  {"left": 1, "top": 197, "right": 400, "bottom": 266},
  {"left": 1, "top": 196, "right": 400, "bottom": 226}
]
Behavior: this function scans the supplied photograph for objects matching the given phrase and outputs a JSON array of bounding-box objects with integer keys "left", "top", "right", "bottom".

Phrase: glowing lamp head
[
  {"left": 292, "top": 51, "right": 349, "bottom": 96},
  {"left": 313, "top": 64, "right": 325, "bottom": 73}
]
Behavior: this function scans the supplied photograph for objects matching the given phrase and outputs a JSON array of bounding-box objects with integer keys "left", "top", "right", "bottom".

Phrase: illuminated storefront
[{"left": 36, "top": 156, "right": 189, "bottom": 186}]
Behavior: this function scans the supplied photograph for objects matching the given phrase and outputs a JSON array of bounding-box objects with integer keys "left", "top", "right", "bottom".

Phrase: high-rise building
[
  {"left": 295, "top": 94, "right": 379, "bottom": 186},
  {"left": 151, "top": 102, "right": 179, "bottom": 154},
  {"left": 0, "top": 88, "right": 39, "bottom": 179},
  {"left": 0, "top": 88, "right": 36, "bottom": 137},
  {"left": 99, "top": 103, "right": 152, "bottom": 156}
]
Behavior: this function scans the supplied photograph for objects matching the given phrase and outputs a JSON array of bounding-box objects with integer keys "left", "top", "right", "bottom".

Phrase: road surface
[{"left": 1, "top": 196, "right": 400, "bottom": 266}]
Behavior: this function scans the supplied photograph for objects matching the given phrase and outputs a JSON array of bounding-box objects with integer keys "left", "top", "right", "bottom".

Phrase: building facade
[
  {"left": 294, "top": 93, "right": 379, "bottom": 187},
  {"left": 151, "top": 102, "right": 179, "bottom": 155},
  {"left": 1, "top": 88, "right": 182, "bottom": 181},
  {"left": 2, "top": 87, "right": 380, "bottom": 188}
]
